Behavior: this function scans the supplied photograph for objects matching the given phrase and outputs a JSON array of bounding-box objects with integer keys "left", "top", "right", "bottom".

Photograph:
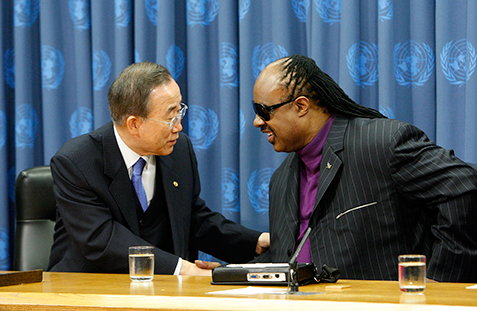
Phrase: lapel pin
[
  {"left": 173, "top": 181, "right": 179, "bottom": 187},
  {"left": 326, "top": 162, "right": 332, "bottom": 169}
]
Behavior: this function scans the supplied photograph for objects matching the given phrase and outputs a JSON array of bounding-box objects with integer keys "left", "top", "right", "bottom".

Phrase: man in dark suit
[
  {"left": 48, "top": 61, "right": 269, "bottom": 275},
  {"left": 252, "top": 54, "right": 477, "bottom": 282}
]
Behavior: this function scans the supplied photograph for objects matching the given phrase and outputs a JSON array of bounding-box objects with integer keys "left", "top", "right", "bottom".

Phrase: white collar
[{"left": 113, "top": 124, "right": 151, "bottom": 169}]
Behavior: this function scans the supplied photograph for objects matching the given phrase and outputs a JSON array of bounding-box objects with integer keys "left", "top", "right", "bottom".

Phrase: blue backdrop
[{"left": 1, "top": 0, "right": 476, "bottom": 269}]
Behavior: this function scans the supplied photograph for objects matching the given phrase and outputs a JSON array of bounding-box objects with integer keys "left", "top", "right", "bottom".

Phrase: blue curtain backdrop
[{"left": 1, "top": 0, "right": 476, "bottom": 269}]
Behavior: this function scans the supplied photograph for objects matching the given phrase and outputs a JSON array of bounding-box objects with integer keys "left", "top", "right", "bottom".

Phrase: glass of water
[
  {"left": 129, "top": 246, "right": 154, "bottom": 282},
  {"left": 398, "top": 254, "right": 426, "bottom": 293}
]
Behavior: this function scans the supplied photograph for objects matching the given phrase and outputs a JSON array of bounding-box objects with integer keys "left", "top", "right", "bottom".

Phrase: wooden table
[{"left": 0, "top": 272, "right": 476, "bottom": 310}]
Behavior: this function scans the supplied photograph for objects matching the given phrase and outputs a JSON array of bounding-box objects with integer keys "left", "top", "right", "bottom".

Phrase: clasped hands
[{"left": 180, "top": 232, "right": 270, "bottom": 276}]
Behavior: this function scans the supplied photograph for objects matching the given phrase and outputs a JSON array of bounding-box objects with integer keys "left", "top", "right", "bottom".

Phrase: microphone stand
[{"left": 287, "top": 227, "right": 312, "bottom": 294}]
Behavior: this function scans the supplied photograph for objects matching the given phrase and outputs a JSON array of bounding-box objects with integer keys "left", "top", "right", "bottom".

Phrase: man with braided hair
[{"left": 252, "top": 54, "right": 477, "bottom": 282}]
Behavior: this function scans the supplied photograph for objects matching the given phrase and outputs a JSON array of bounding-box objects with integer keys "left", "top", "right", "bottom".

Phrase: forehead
[
  {"left": 254, "top": 64, "right": 287, "bottom": 104},
  {"left": 149, "top": 80, "right": 182, "bottom": 114}
]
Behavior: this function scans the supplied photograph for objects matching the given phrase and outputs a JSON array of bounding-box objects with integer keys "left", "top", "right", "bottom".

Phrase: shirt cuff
[{"left": 173, "top": 257, "right": 182, "bottom": 275}]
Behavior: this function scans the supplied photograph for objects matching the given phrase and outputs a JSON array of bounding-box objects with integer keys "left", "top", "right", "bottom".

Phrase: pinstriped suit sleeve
[{"left": 387, "top": 121, "right": 477, "bottom": 282}]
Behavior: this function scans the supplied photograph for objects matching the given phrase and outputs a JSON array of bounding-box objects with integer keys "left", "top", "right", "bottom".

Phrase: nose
[
  {"left": 253, "top": 114, "right": 265, "bottom": 128},
  {"left": 172, "top": 119, "right": 183, "bottom": 132}
]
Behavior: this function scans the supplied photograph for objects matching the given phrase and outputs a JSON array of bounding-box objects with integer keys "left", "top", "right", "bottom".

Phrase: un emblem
[
  {"left": 315, "top": 0, "right": 341, "bottom": 25},
  {"left": 115, "top": 0, "right": 132, "bottom": 28},
  {"left": 248, "top": 168, "right": 274, "bottom": 215},
  {"left": 0, "top": 111, "right": 6, "bottom": 149},
  {"left": 3, "top": 49, "right": 15, "bottom": 89},
  {"left": 166, "top": 44, "right": 185, "bottom": 80},
  {"left": 239, "top": 0, "right": 251, "bottom": 21},
  {"left": 220, "top": 42, "right": 239, "bottom": 88},
  {"left": 347, "top": 41, "right": 379, "bottom": 87},
  {"left": 14, "top": 0, "right": 40, "bottom": 28},
  {"left": 145, "top": 0, "right": 159, "bottom": 26},
  {"left": 0, "top": 228, "right": 8, "bottom": 270},
  {"left": 69, "top": 107, "right": 93, "bottom": 138},
  {"left": 41, "top": 45, "right": 65, "bottom": 90},
  {"left": 222, "top": 167, "right": 240, "bottom": 213},
  {"left": 186, "top": 0, "right": 219, "bottom": 26},
  {"left": 440, "top": 39, "right": 477, "bottom": 86},
  {"left": 15, "top": 104, "right": 38, "bottom": 149},
  {"left": 69, "top": 0, "right": 91, "bottom": 30},
  {"left": 252, "top": 43, "right": 288, "bottom": 80},
  {"left": 394, "top": 40, "right": 434, "bottom": 87},
  {"left": 92, "top": 49, "right": 112, "bottom": 91},
  {"left": 378, "top": 0, "right": 393, "bottom": 21},
  {"left": 292, "top": 0, "right": 310, "bottom": 23},
  {"left": 188, "top": 105, "right": 219, "bottom": 151}
]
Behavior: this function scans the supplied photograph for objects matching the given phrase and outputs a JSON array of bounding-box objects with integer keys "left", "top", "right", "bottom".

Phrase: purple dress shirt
[{"left": 295, "top": 115, "right": 335, "bottom": 263}]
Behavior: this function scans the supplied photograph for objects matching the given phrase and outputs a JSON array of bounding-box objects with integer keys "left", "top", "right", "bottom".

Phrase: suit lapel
[
  {"left": 100, "top": 124, "right": 186, "bottom": 256},
  {"left": 286, "top": 155, "right": 301, "bottom": 228},
  {"left": 157, "top": 155, "right": 186, "bottom": 257},
  {"left": 100, "top": 123, "right": 140, "bottom": 235},
  {"left": 281, "top": 115, "right": 348, "bottom": 237},
  {"left": 271, "top": 154, "right": 300, "bottom": 262},
  {"left": 314, "top": 116, "right": 348, "bottom": 210}
]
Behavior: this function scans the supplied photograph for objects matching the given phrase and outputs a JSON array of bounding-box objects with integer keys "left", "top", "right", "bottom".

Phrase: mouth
[{"left": 261, "top": 128, "right": 275, "bottom": 143}]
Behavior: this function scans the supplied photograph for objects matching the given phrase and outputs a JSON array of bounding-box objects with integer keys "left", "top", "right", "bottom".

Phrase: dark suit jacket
[
  {"left": 48, "top": 122, "right": 260, "bottom": 274},
  {"left": 255, "top": 116, "right": 477, "bottom": 282}
]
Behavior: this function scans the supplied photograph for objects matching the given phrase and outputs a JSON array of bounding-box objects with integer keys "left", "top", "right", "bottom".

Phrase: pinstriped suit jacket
[{"left": 256, "top": 115, "right": 477, "bottom": 282}]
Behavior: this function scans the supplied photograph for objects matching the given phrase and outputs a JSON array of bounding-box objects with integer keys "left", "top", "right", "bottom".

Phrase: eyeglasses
[
  {"left": 147, "top": 103, "right": 188, "bottom": 129},
  {"left": 252, "top": 98, "right": 297, "bottom": 121}
]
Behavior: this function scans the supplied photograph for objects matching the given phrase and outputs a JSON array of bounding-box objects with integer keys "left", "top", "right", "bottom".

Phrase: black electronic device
[
  {"left": 212, "top": 228, "right": 326, "bottom": 287},
  {"left": 211, "top": 262, "right": 317, "bottom": 286}
]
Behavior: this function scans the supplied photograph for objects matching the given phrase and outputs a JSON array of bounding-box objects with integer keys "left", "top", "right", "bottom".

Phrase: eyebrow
[
  {"left": 166, "top": 101, "right": 182, "bottom": 114},
  {"left": 166, "top": 105, "right": 176, "bottom": 113}
]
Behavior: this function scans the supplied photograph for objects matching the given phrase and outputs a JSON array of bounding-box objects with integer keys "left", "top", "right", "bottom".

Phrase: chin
[
  {"left": 273, "top": 143, "right": 295, "bottom": 153},
  {"left": 157, "top": 147, "right": 174, "bottom": 156}
]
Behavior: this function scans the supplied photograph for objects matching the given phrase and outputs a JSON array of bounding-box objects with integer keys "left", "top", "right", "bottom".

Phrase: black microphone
[{"left": 288, "top": 227, "right": 312, "bottom": 293}]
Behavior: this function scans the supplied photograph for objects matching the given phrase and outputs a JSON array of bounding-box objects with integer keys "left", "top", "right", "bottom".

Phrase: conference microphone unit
[{"left": 211, "top": 228, "right": 316, "bottom": 286}]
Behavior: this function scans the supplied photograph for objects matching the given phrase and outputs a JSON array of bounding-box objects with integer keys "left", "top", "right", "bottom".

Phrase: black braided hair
[{"left": 278, "top": 55, "right": 386, "bottom": 119}]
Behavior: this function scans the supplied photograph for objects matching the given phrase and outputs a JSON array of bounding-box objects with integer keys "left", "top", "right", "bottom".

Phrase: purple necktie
[{"left": 132, "top": 158, "right": 148, "bottom": 212}]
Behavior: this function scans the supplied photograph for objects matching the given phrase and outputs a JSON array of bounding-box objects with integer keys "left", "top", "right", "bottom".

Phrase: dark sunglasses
[{"left": 252, "top": 97, "right": 297, "bottom": 121}]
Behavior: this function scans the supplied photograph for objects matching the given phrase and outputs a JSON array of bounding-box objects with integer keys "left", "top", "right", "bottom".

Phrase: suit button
[
  {"left": 139, "top": 220, "right": 144, "bottom": 225},
  {"left": 287, "top": 250, "right": 292, "bottom": 256}
]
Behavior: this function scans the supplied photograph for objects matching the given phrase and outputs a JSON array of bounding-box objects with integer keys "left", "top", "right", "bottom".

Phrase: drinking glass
[
  {"left": 129, "top": 246, "right": 154, "bottom": 282},
  {"left": 398, "top": 254, "right": 426, "bottom": 293}
]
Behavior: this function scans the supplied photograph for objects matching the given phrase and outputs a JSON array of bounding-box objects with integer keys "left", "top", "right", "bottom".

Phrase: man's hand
[
  {"left": 179, "top": 260, "right": 220, "bottom": 276},
  {"left": 194, "top": 260, "right": 221, "bottom": 269},
  {"left": 256, "top": 232, "right": 270, "bottom": 254}
]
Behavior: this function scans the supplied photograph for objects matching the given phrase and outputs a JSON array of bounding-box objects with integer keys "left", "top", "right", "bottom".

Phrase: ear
[
  {"left": 295, "top": 96, "right": 311, "bottom": 117},
  {"left": 125, "top": 115, "right": 142, "bottom": 136}
]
